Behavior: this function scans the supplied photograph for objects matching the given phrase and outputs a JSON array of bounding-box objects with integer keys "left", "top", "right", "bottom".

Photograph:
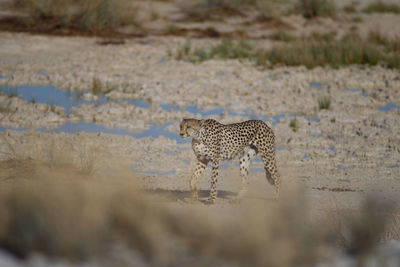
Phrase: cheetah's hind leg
[
  {"left": 232, "top": 146, "right": 257, "bottom": 203},
  {"left": 261, "top": 152, "right": 281, "bottom": 201}
]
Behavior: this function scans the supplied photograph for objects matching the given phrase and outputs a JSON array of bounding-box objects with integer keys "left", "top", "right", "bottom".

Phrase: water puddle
[
  {"left": 378, "top": 103, "right": 400, "bottom": 112},
  {"left": 336, "top": 164, "right": 352, "bottom": 171},
  {"left": 1, "top": 83, "right": 314, "bottom": 176},
  {"left": 39, "top": 121, "right": 189, "bottom": 144},
  {"left": 1, "top": 84, "right": 107, "bottom": 113},
  {"left": 309, "top": 82, "right": 324, "bottom": 89},
  {"left": 0, "top": 84, "right": 151, "bottom": 114},
  {"left": 344, "top": 87, "right": 368, "bottom": 97},
  {"left": 131, "top": 166, "right": 176, "bottom": 176}
]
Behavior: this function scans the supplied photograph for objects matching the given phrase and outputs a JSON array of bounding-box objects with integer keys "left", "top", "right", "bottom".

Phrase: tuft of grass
[
  {"left": 351, "top": 16, "right": 363, "bottom": 23},
  {"left": 182, "top": 0, "right": 257, "bottom": 21},
  {"left": 343, "top": 1, "right": 359, "bottom": 13},
  {"left": 164, "top": 24, "right": 179, "bottom": 34},
  {"left": 268, "top": 30, "right": 296, "bottom": 42},
  {"left": 368, "top": 31, "right": 400, "bottom": 53},
  {"left": 209, "top": 39, "right": 252, "bottom": 59},
  {"left": 91, "top": 77, "right": 103, "bottom": 95},
  {"left": 175, "top": 40, "right": 193, "bottom": 61},
  {"left": 289, "top": 118, "right": 299, "bottom": 132},
  {"left": 173, "top": 39, "right": 253, "bottom": 63},
  {"left": 318, "top": 95, "right": 331, "bottom": 110},
  {"left": 73, "top": 90, "right": 85, "bottom": 103},
  {"left": 50, "top": 104, "right": 56, "bottom": 113},
  {"left": 296, "top": 0, "right": 336, "bottom": 18},
  {"left": 363, "top": 1, "right": 400, "bottom": 14}
]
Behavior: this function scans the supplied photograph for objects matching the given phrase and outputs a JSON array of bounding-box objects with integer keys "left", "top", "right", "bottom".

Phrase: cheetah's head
[{"left": 180, "top": 119, "right": 202, "bottom": 138}]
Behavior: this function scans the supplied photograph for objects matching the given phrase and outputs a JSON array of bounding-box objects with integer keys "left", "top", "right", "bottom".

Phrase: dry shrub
[
  {"left": 11, "top": 0, "right": 139, "bottom": 32},
  {"left": 0, "top": 157, "right": 324, "bottom": 266},
  {"left": 296, "top": 0, "right": 336, "bottom": 18}
]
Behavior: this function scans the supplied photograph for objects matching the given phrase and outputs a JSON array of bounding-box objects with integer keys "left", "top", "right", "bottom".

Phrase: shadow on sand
[{"left": 144, "top": 188, "right": 237, "bottom": 202}]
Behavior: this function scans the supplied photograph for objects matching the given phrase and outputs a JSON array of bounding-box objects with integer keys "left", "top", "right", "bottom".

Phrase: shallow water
[
  {"left": 344, "top": 87, "right": 368, "bottom": 97},
  {"left": 3, "top": 84, "right": 326, "bottom": 129},
  {"left": 2, "top": 84, "right": 107, "bottom": 113},
  {"left": 1, "top": 84, "right": 320, "bottom": 175},
  {"left": 309, "top": 82, "right": 324, "bottom": 89},
  {"left": 0, "top": 84, "right": 152, "bottom": 113},
  {"left": 41, "top": 121, "right": 189, "bottom": 144},
  {"left": 378, "top": 103, "right": 400, "bottom": 112}
]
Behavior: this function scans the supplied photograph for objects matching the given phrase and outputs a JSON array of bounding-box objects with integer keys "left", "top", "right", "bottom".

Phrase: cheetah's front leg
[
  {"left": 207, "top": 160, "right": 220, "bottom": 204},
  {"left": 190, "top": 161, "right": 207, "bottom": 200}
]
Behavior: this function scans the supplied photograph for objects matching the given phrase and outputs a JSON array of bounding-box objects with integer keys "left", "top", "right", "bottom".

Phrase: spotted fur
[{"left": 180, "top": 118, "right": 280, "bottom": 203}]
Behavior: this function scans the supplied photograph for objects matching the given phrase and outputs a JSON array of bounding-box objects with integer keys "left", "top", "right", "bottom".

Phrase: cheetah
[{"left": 180, "top": 118, "right": 280, "bottom": 204}]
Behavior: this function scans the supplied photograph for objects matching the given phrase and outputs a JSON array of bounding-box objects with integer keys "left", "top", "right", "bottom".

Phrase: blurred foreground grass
[{"left": 0, "top": 132, "right": 399, "bottom": 266}]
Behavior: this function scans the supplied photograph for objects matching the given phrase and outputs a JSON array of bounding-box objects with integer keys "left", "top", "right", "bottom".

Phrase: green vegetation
[
  {"left": 12, "top": 0, "right": 139, "bottom": 32},
  {"left": 289, "top": 118, "right": 299, "bottom": 132},
  {"left": 351, "top": 16, "right": 363, "bottom": 23},
  {"left": 296, "top": 0, "right": 336, "bottom": 18},
  {"left": 173, "top": 39, "right": 252, "bottom": 63},
  {"left": 343, "top": 1, "right": 358, "bottom": 13},
  {"left": 173, "top": 33, "right": 400, "bottom": 69},
  {"left": 91, "top": 77, "right": 103, "bottom": 95},
  {"left": 318, "top": 95, "right": 331, "bottom": 110},
  {"left": 164, "top": 24, "right": 179, "bottom": 34},
  {"left": 368, "top": 31, "right": 400, "bottom": 53},
  {"left": 184, "top": 0, "right": 258, "bottom": 20},
  {"left": 201, "top": 0, "right": 258, "bottom": 9},
  {"left": 268, "top": 30, "right": 296, "bottom": 42},
  {"left": 73, "top": 90, "right": 85, "bottom": 103},
  {"left": 363, "top": 1, "right": 400, "bottom": 14},
  {"left": 262, "top": 35, "right": 386, "bottom": 69}
]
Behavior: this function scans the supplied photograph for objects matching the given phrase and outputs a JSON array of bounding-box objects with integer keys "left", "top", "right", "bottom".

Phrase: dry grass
[
  {"left": 295, "top": 0, "right": 336, "bottom": 18},
  {"left": 0, "top": 132, "right": 399, "bottom": 265},
  {"left": 174, "top": 33, "right": 400, "bottom": 69},
  {"left": 363, "top": 1, "right": 400, "bottom": 14},
  {"left": 10, "top": 0, "right": 139, "bottom": 32},
  {"left": 0, "top": 158, "right": 323, "bottom": 265}
]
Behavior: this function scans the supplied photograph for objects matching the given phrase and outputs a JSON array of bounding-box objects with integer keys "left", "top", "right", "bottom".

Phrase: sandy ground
[{"left": 0, "top": 32, "right": 399, "bottom": 215}]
